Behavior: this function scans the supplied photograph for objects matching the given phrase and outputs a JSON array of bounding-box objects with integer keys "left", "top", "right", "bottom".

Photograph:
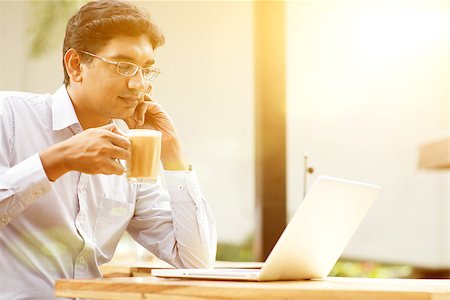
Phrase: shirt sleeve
[
  {"left": 126, "top": 167, "right": 217, "bottom": 269},
  {"left": 0, "top": 99, "right": 51, "bottom": 229}
]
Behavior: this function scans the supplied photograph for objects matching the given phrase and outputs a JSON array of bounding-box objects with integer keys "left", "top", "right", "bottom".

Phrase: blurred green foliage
[
  {"left": 28, "top": 0, "right": 85, "bottom": 58},
  {"left": 330, "top": 261, "right": 413, "bottom": 278},
  {"left": 217, "top": 235, "right": 254, "bottom": 262}
]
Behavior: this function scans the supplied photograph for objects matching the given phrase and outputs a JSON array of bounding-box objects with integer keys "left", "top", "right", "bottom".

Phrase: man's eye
[
  {"left": 141, "top": 68, "right": 152, "bottom": 76},
  {"left": 117, "top": 63, "right": 137, "bottom": 75}
]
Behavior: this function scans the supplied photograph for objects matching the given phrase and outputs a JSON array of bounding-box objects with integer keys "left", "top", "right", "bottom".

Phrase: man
[{"left": 0, "top": 0, "right": 216, "bottom": 298}]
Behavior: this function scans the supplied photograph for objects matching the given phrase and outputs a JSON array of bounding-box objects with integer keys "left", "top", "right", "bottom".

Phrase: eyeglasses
[{"left": 79, "top": 50, "right": 160, "bottom": 81}]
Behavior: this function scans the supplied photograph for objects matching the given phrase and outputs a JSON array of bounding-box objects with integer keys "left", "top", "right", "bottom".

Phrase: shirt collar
[{"left": 51, "top": 85, "right": 80, "bottom": 131}]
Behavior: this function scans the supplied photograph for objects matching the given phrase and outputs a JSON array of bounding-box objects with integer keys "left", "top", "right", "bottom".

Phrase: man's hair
[{"left": 62, "top": 0, "right": 165, "bottom": 85}]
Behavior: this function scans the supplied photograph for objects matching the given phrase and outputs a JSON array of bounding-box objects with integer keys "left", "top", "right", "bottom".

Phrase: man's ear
[{"left": 64, "top": 49, "right": 83, "bottom": 83}]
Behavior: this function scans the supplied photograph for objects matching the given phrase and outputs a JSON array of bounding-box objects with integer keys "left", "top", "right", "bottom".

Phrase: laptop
[{"left": 151, "top": 176, "right": 380, "bottom": 281}]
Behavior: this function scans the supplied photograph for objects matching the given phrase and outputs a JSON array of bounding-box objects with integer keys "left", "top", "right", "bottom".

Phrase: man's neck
[{"left": 66, "top": 84, "right": 111, "bottom": 130}]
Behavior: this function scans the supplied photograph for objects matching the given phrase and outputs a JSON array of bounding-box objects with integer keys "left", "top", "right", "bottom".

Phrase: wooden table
[{"left": 55, "top": 276, "right": 450, "bottom": 300}]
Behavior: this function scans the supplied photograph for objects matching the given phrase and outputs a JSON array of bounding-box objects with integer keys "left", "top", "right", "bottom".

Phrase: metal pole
[{"left": 303, "top": 154, "right": 314, "bottom": 199}]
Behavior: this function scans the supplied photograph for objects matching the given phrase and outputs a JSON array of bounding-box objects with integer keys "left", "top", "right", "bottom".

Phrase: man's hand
[
  {"left": 124, "top": 94, "right": 189, "bottom": 170},
  {"left": 125, "top": 94, "right": 176, "bottom": 140},
  {"left": 40, "top": 124, "right": 131, "bottom": 181}
]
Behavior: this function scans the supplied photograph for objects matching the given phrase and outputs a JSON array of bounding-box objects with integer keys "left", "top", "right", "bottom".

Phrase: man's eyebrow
[{"left": 110, "top": 54, "right": 154, "bottom": 65}]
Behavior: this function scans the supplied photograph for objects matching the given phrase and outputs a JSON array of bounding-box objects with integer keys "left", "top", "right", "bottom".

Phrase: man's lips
[{"left": 119, "top": 96, "right": 140, "bottom": 106}]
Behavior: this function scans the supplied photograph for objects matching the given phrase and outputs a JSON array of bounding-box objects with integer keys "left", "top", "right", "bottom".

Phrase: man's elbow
[{"left": 179, "top": 244, "right": 216, "bottom": 269}]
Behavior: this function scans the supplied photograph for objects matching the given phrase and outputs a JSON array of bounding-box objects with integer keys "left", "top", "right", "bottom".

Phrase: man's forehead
[
  {"left": 109, "top": 53, "right": 155, "bottom": 65},
  {"left": 99, "top": 35, "right": 155, "bottom": 64}
]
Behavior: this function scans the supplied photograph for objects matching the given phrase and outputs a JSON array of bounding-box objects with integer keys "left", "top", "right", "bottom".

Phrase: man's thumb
[{"left": 100, "top": 123, "right": 117, "bottom": 131}]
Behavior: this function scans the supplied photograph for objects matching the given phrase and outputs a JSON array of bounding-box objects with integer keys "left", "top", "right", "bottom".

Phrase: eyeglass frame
[{"left": 78, "top": 50, "right": 161, "bottom": 81}]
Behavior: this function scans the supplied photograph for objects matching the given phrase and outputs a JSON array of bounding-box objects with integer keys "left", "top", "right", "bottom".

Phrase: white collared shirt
[{"left": 0, "top": 85, "right": 217, "bottom": 299}]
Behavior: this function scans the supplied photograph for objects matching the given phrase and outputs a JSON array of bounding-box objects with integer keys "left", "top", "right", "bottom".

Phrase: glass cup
[{"left": 124, "top": 129, "right": 162, "bottom": 184}]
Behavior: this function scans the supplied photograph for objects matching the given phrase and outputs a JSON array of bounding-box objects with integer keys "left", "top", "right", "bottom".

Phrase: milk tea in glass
[{"left": 126, "top": 129, "right": 162, "bottom": 183}]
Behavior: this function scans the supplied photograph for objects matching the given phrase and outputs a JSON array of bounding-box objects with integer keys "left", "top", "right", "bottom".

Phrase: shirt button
[
  {"left": 79, "top": 256, "right": 86, "bottom": 263},
  {"left": 178, "top": 186, "right": 184, "bottom": 191},
  {"left": 1, "top": 215, "right": 8, "bottom": 222},
  {"left": 192, "top": 186, "right": 197, "bottom": 191},
  {"left": 80, "top": 187, "right": 86, "bottom": 193}
]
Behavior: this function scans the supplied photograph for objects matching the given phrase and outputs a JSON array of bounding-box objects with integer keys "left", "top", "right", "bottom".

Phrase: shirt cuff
[
  {"left": 1, "top": 153, "right": 51, "bottom": 209},
  {"left": 164, "top": 165, "right": 203, "bottom": 204}
]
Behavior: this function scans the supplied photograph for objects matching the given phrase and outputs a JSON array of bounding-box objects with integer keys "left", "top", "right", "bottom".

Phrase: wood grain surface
[{"left": 55, "top": 276, "right": 450, "bottom": 300}]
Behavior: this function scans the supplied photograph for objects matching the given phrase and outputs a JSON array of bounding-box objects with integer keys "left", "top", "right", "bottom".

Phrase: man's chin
[{"left": 112, "top": 109, "right": 136, "bottom": 121}]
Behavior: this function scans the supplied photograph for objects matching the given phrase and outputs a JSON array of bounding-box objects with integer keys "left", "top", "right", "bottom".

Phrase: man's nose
[{"left": 128, "top": 69, "right": 146, "bottom": 91}]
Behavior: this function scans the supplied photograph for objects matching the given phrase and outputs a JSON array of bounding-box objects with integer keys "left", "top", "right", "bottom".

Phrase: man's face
[{"left": 79, "top": 34, "right": 155, "bottom": 120}]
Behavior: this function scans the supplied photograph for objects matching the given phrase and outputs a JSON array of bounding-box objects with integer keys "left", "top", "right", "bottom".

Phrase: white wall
[
  {"left": 287, "top": 1, "right": 450, "bottom": 268},
  {"left": 137, "top": 2, "right": 255, "bottom": 244},
  {"left": 0, "top": 1, "right": 255, "bottom": 244}
]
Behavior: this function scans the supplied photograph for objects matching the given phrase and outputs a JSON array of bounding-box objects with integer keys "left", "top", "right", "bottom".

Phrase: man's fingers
[
  {"left": 99, "top": 122, "right": 127, "bottom": 137},
  {"left": 100, "top": 123, "right": 117, "bottom": 131},
  {"left": 103, "top": 158, "right": 126, "bottom": 175},
  {"left": 107, "top": 145, "right": 130, "bottom": 160},
  {"left": 99, "top": 123, "right": 131, "bottom": 149},
  {"left": 144, "top": 93, "right": 153, "bottom": 102},
  {"left": 134, "top": 101, "right": 148, "bottom": 127},
  {"left": 103, "top": 130, "right": 131, "bottom": 149},
  {"left": 109, "top": 122, "right": 128, "bottom": 137},
  {"left": 145, "top": 100, "right": 166, "bottom": 115}
]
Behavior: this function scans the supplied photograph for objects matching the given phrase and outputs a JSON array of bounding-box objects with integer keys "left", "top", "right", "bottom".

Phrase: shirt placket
[
  {"left": 74, "top": 173, "right": 90, "bottom": 278},
  {"left": 69, "top": 123, "right": 97, "bottom": 278},
  {"left": 74, "top": 174, "right": 87, "bottom": 278}
]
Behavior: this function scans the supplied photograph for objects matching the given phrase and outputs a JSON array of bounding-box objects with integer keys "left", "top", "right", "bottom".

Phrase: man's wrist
[
  {"left": 161, "top": 138, "right": 189, "bottom": 170},
  {"left": 39, "top": 142, "right": 70, "bottom": 181},
  {"left": 162, "top": 156, "right": 189, "bottom": 170}
]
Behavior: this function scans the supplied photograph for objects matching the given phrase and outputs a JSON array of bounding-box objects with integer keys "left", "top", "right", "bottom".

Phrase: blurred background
[{"left": 0, "top": 0, "right": 448, "bottom": 278}]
